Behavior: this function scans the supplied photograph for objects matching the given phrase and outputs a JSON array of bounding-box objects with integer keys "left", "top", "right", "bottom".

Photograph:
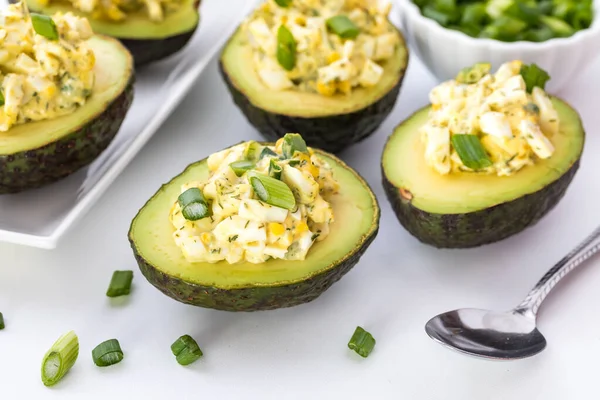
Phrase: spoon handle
[{"left": 514, "top": 225, "right": 600, "bottom": 319}]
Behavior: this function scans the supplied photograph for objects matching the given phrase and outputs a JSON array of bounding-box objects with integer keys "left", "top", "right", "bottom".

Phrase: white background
[{"left": 2, "top": 4, "right": 600, "bottom": 400}]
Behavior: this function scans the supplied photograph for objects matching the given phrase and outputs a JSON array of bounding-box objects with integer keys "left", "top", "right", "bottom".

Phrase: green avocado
[
  {"left": 129, "top": 146, "right": 380, "bottom": 311},
  {"left": 219, "top": 25, "right": 409, "bottom": 153},
  {"left": 382, "top": 97, "right": 584, "bottom": 248},
  {"left": 0, "top": 35, "right": 134, "bottom": 194},
  {"left": 19, "top": 0, "right": 200, "bottom": 66}
]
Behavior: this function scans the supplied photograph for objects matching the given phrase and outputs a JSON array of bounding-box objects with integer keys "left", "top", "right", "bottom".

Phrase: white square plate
[{"left": 0, "top": 0, "right": 257, "bottom": 249}]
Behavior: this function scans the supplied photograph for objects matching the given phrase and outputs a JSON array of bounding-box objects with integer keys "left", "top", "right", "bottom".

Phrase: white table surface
[{"left": 2, "top": 19, "right": 600, "bottom": 400}]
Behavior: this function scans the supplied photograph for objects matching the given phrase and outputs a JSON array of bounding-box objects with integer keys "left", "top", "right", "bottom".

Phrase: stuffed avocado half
[
  {"left": 220, "top": 0, "right": 408, "bottom": 153},
  {"left": 18, "top": 0, "right": 200, "bottom": 65},
  {"left": 129, "top": 134, "right": 380, "bottom": 311},
  {"left": 382, "top": 62, "right": 584, "bottom": 248},
  {"left": 0, "top": 3, "right": 134, "bottom": 194}
]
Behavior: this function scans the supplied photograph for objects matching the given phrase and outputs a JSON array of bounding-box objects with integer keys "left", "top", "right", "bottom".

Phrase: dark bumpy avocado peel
[
  {"left": 121, "top": 31, "right": 196, "bottom": 66},
  {"left": 219, "top": 62, "right": 405, "bottom": 154},
  {"left": 0, "top": 77, "right": 134, "bottom": 194},
  {"left": 382, "top": 161, "right": 579, "bottom": 248}
]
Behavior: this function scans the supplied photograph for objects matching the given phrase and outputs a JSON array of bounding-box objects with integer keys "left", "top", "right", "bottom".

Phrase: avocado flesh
[
  {"left": 382, "top": 97, "right": 584, "bottom": 248},
  {"left": 22, "top": 0, "right": 199, "bottom": 65},
  {"left": 220, "top": 26, "right": 408, "bottom": 153},
  {"left": 0, "top": 35, "right": 134, "bottom": 193},
  {"left": 129, "top": 149, "right": 380, "bottom": 311}
]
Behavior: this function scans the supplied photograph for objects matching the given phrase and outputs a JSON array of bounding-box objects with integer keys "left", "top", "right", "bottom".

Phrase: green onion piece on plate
[
  {"left": 230, "top": 160, "right": 256, "bottom": 177},
  {"left": 260, "top": 147, "right": 278, "bottom": 159},
  {"left": 106, "top": 270, "right": 133, "bottom": 297},
  {"left": 31, "top": 13, "right": 59, "bottom": 41},
  {"left": 519, "top": 63, "right": 550, "bottom": 93},
  {"left": 274, "top": 0, "right": 292, "bottom": 7},
  {"left": 455, "top": 62, "right": 491, "bottom": 84},
  {"left": 326, "top": 15, "right": 360, "bottom": 39},
  {"left": 269, "top": 158, "right": 282, "bottom": 180},
  {"left": 41, "top": 330, "right": 79, "bottom": 386},
  {"left": 451, "top": 134, "right": 492, "bottom": 170},
  {"left": 92, "top": 339, "right": 124, "bottom": 367},
  {"left": 178, "top": 188, "right": 211, "bottom": 221},
  {"left": 348, "top": 326, "right": 376, "bottom": 358},
  {"left": 0, "top": 312, "right": 4, "bottom": 330},
  {"left": 171, "top": 335, "right": 203, "bottom": 366},
  {"left": 277, "top": 25, "right": 296, "bottom": 71},
  {"left": 243, "top": 140, "right": 262, "bottom": 161},
  {"left": 249, "top": 172, "right": 296, "bottom": 210}
]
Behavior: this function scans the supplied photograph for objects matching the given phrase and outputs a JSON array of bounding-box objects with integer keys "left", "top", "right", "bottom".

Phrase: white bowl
[{"left": 396, "top": 0, "right": 600, "bottom": 92}]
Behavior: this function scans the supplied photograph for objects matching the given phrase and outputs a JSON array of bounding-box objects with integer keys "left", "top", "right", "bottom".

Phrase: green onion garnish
[
  {"left": 178, "top": 188, "right": 211, "bottom": 221},
  {"left": 520, "top": 63, "right": 550, "bottom": 93},
  {"left": 455, "top": 62, "right": 491, "bottom": 84},
  {"left": 326, "top": 15, "right": 360, "bottom": 39},
  {"left": 260, "top": 147, "right": 278, "bottom": 159},
  {"left": 230, "top": 160, "right": 256, "bottom": 177},
  {"left": 31, "top": 13, "right": 59, "bottom": 41},
  {"left": 41, "top": 331, "right": 79, "bottom": 386},
  {"left": 243, "top": 140, "right": 262, "bottom": 162},
  {"left": 0, "top": 92, "right": 5, "bottom": 107},
  {"left": 274, "top": 0, "right": 292, "bottom": 7},
  {"left": 269, "top": 158, "right": 282, "bottom": 180},
  {"left": 171, "top": 335, "right": 203, "bottom": 366},
  {"left": 0, "top": 312, "right": 4, "bottom": 330},
  {"left": 540, "top": 15, "right": 574, "bottom": 37},
  {"left": 277, "top": 25, "right": 296, "bottom": 71},
  {"left": 249, "top": 172, "right": 296, "bottom": 210},
  {"left": 282, "top": 133, "right": 308, "bottom": 158},
  {"left": 106, "top": 270, "right": 133, "bottom": 297},
  {"left": 348, "top": 326, "right": 376, "bottom": 358},
  {"left": 92, "top": 339, "right": 124, "bottom": 367},
  {"left": 451, "top": 134, "right": 492, "bottom": 170}
]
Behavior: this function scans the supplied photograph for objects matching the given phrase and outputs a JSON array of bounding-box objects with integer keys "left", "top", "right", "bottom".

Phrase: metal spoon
[{"left": 425, "top": 225, "right": 600, "bottom": 360}]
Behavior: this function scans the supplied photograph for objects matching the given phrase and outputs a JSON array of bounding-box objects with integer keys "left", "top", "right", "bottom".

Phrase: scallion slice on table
[
  {"left": 92, "top": 339, "right": 124, "bottom": 367},
  {"left": 451, "top": 134, "right": 492, "bottom": 170},
  {"left": 171, "top": 335, "right": 203, "bottom": 366},
  {"left": 0, "top": 312, "right": 4, "bottom": 330},
  {"left": 249, "top": 172, "right": 296, "bottom": 210},
  {"left": 269, "top": 159, "right": 282, "bottom": 180},
  {"left": 230, "top": 160, "right": 256, "bottom": 177},
  {"left": 106, "top": 270, "right": 133, "bottom": 297},
  {"left": 31, "top": 13, "right": 59, "bottom": 41},
  {"left": 41, "top": 331, "right": 79, "bottom": 386},
  {"left": 519, "top": 63, "right": 550, "bottom": 93},
  {"left": 348, "top": 326, "right": 376, "bottom": 358},
  {"left": 282, "top": 133, "right": 308, "bottom": 158},
  {"left": 274, "top": 0, "right": 292, "bottom": 7},
  {"left": 178, "top": 188, "right": 210, "bottom": 221},
  {"left": 277, "top": 25, "right": 296, "bottom": 71},
  {"left": 326, "top": 15, "right": 360, "bottom": 39}
]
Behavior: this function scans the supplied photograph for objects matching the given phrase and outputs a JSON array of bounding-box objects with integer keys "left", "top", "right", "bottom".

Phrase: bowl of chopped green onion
[{"left": 396, "top": 0, "right": 600, "bottom": 91}]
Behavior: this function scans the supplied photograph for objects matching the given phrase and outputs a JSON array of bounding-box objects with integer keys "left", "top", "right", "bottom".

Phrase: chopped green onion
[
  {"left": 274, "top": 0, "right": 292, "bottom": 7},
  {"left": 423, "top": 6, "right": 453, "bottom": 26},
  {"left": 41, "top": 331, "right": 79, "bottom": 386},
  {"left": 451, "top": 134, "right": 492, "bottom": 170},
  {"left": 348, "top": 326, "right": 376, "bottom": 358},
  {"left": 106, "top": 270, "right": 133, "bottom": 297},
  {"left": 243, "top": 141, "right": 262, "bottom": 161},
  {"left": 326, "top": 15, "right": 360, "bottom": 39},
  {"left": 277, "top": 25, "right": 296, "bottom": 71},
  {"left": 455, "top": 63, "right": 491, "bottom": 84},
  {"left": 31, "top": 13, "right": 59, "bottom": 41},
  {"left": 540, "top": 15, "right": 574, "bottom": 36},
  {"left": 505, "top": 2, "right": 540, "bottom": 25},
  {"left": 0, "top": 92, "right": 5, "bottom": 107},
  {"left": 523, "top": 102, "right": 540, "bottom": 115},
  {"left": 260, "top": 147, "right": 278, "bottom": 159},
  {"left": 461, "top": 4, "right": 488, "bottom": 27},
  {"left": 230, "top": 160, "right": 256, "bottom": 177},
  {"left": 92, "top": 339, "right": 124, "bottom": 367},
  {"left": 287, "top": 159, "right": 301, "bottom": 167},
  {"left": 269, "top": 158, "right": 282, "bottom": 180},
  {"left": 524, "top": 26, "right": 554, "bottom": 42},
  {"left": 282, "top": 133, "right": 308, "bottom": 158},
  {"left": 249, "top": 172, "right": 296, "bottom": 210},
  {"left": 520, "top": 63, "right": 550, "bottom": 93},
  {"left": 178, "top": 188, "right": 211, "bottom": 221},
  {"left": 171, "top": 335, "right": 203, "bottom": 366},
  {"left": 0, "top": 312, "right": 4, "bottom": 330}
]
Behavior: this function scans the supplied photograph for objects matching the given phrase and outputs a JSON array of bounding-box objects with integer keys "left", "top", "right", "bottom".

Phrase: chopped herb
[
  {"left": 228, "top": 235, "right": 239, "bottom": 242},
  {"left": 348, "top": 326, "right": 376, "bottom": 358}
]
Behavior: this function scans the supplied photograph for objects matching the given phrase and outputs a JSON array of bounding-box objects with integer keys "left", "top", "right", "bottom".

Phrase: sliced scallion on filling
[
  {"left": 178, "top": 188, "right": 211, "bottom": 221},
  {"left": 249, "top": 172, "right": 296, "bottom": 210},
  {"left": 451, "top": 134, "right": 492, "bottom": 170},
  {"left": 326, "top": 15, "right": 360, "bottom": 39}
]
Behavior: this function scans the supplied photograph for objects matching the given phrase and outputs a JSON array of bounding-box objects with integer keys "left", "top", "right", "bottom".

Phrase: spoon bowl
[{"left": 425, "top": 308, "right": 547, "bottom": 360}]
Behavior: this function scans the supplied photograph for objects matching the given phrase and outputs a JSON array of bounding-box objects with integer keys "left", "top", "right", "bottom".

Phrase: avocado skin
[
  {"left": 219, "top": 61, "right": 405, "bottom": 154},
  {"left": 382, "top": 160, "right": 580, "bottom": 248},
  {"left": 0, "top": 76, "right": 134, "bottom": 194},
  {"left": 121, "top": 29, "right": 196, "bottom": 66}
]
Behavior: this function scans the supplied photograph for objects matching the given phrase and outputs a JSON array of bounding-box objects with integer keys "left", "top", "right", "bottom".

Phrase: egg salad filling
[
  {"left": 40, "top": 0, "right": 181, "bottom": 22},
  {"left": 0, "top": 2, "right": 95, "bottom": 131},
  {"left": 170, "top": 134, "right": 340, "bottom": 264},
  {"left": 243, "top": 0, "right": 400, "bottom": 96},
  {"left": 421, "top": 61, "right": 559, "bottom": 177}
]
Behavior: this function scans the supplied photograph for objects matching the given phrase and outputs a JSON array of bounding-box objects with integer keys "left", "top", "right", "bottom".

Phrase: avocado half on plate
[
  {"left": 129, "top": 137, "right": 380, "bottom": 311},
  {"left": 382, "top": 97, "right": 584, "bottom": 248},
  {"left": 17, "top": 0, "right": 200, "bottom": 66},
  {"left": 220, "top": 1, "right": 409, "bottom": 153},
  {"left": 0, "top": 35, "right": 134, "bottom": 194}
]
